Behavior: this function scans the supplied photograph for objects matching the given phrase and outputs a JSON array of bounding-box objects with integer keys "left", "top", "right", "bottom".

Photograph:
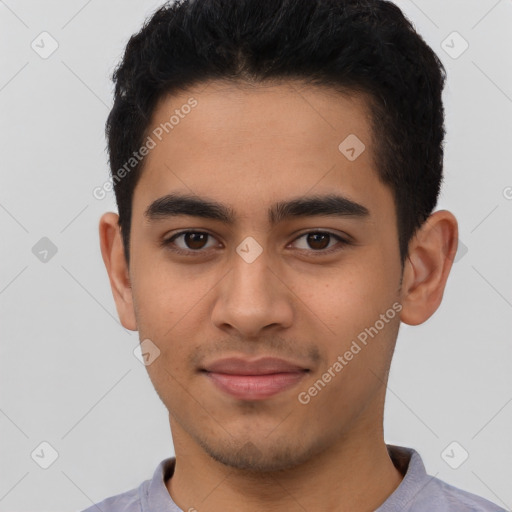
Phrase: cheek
[
  {"left": 293, "top": 260, "right": 399, "bottom": 361},
  {"left": 132, "top": 258, "right": 212, "bottom": 331},
  {"left": 142, "top": 327, "right": 199, "bottom": 415},
  {"left": 292, "top": 268, "right": 379, "bottom": 331}
]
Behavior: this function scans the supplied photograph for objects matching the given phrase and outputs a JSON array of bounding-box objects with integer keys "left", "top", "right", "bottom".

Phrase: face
[{"left": 119, "top": 81, "right": 406, "bottom": 470}]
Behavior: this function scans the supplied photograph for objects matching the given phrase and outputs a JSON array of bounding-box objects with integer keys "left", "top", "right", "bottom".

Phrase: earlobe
[
  {"left": 399, "top": 210, "right": 458, "bottom": 326},
  {"left": 99, "top": 212, "right": 138, "bottom": 331}
]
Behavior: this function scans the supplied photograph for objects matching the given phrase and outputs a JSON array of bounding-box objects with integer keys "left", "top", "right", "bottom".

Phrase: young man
[{"left": 87, "top": 0, "right": 506, "bottom": 510}]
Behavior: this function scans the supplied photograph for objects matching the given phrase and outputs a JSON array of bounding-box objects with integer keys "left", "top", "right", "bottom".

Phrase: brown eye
[
  {"left": 306, "top": 232, "right": 331, "bottom": 250},
  {"left": 163, "top": 231, "right": 219, "bottom": 255},
  {"left": 291, "top": 231, "right": 350, "bottom": 255},
  {"left": 183, "top": 232, "right": 209, "bottom": 250}
]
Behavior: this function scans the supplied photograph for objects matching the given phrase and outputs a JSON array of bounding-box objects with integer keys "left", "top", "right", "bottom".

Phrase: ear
[
  {"left": 399, "top": 210, "right": 458, "bottom": 326},
  {"left": 99, "top": 212, "right": 137, "bottom": 331}
]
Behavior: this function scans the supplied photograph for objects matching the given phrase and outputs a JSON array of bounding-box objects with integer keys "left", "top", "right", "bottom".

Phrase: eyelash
[{"left": 161, "top": 230, "right": 351, "bottom": 257}]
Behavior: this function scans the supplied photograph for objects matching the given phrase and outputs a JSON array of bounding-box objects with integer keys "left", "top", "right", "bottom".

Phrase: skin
[{"left": 99, "top": 80, "right": 458, "bottom": 512}]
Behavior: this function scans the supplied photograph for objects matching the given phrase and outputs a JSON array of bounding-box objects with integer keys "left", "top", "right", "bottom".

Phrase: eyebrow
[{"left": 144, "top": 192, "right": 370, "bottom": 225}]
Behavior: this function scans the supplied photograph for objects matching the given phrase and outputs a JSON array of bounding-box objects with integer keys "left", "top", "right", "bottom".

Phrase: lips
[
  {"left": 204, "top": 357, "right": 307, "bottom": 375},
  {"left": 202, "top": 357, "right": 309, "bottom": 400}
]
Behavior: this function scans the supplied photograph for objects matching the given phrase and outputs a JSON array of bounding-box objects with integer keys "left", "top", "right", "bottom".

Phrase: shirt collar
[{"left": 376, "top": 444, "right": 433, "bottom": 511}]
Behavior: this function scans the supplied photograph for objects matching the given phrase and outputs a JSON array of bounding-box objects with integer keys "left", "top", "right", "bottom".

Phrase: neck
[{"left": 166, "top": 422, "right": 403, "bottom": 512}]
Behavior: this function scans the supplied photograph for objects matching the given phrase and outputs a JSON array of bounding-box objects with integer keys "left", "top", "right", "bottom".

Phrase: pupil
[
  {"left": 186, "top": 233, "right": 207, "bottom": 249},
  {"left": 309, "top": 233, "right": 329, "bottom": 250}
]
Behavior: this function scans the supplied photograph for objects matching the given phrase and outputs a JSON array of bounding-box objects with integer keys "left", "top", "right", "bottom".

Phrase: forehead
[{"left": 132, "top": 80, "right": 393, "bottom": 225}]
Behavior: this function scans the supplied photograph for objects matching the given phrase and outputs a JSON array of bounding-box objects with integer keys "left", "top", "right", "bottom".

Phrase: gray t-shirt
[{"left": 82, "top": 445, "right": 506, "bottom": 511}]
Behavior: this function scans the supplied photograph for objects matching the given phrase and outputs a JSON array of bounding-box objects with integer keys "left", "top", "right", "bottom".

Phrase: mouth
[{"left": 201, "top": 357, "right": 310, "bottom": 401}]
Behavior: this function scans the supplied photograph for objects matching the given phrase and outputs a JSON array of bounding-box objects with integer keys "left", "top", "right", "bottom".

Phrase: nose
[{"left": 210, "top": 247, "right": 294, "bottom": 339}]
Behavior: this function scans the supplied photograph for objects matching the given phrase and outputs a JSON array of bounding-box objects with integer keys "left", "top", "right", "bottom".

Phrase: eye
[
  {"left": 162, "top": 231, "right": 220, "bottom": 255},
  {"left": 290, "top": 231, "right": 349, "bottom": 254}
]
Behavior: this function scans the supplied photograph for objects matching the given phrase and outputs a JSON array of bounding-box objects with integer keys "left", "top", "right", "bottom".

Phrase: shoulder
[
  {"left": 418, "top": 475, "right": 508, "bottom": 512},
  {"left": 80, "top": 482, "right": 145, "bottom": 512},
  {"left": 79, "top": 457, "right": 177, "bottom": 512},
  {"left": 383, "top": 445, "right": 506, "bottom": 512}
]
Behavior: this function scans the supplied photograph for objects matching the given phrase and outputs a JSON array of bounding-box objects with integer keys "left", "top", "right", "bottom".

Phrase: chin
[{"left": 196, "top": 436, "right": 318, "bottom": 473}]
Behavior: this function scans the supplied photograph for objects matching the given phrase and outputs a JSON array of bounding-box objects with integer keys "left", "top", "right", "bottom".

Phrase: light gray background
[{"left": 0, "top": 1, "right": 511, "bottom": 511}]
